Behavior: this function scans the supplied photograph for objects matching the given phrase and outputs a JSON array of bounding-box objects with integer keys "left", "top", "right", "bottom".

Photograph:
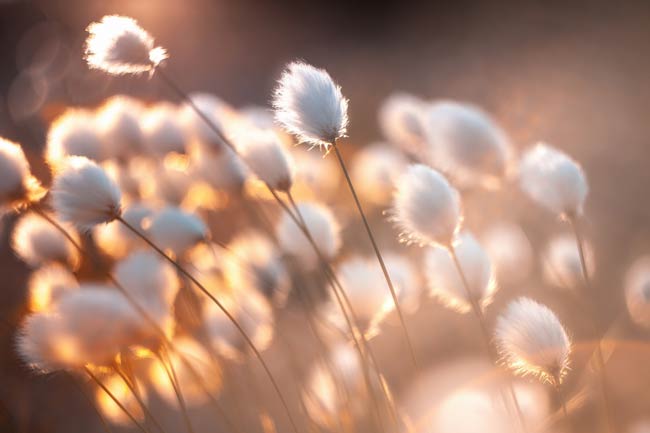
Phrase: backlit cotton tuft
[
  {"left": 519, "top": 143, "right": 588, "bottom": 217},
  {"left": 424, "top": 231, "right": 496, "bottom": 313},
  {"left": 277, "top": 202, "right": 341, "bottom": 270},
  {"left": 392, "top": 164, "right": 461, "bottom": 247},
  {"left": 85, "top": 15, "right": 167, "bottom": 75},
  {"left": 237, "top": 128, "right": 295, "bottom": 191},
  {"left": 495, "top": 297, "right": 571, "bottom": 384},
  {"left": 543, "top": 233, "right": 595, "bottom": 291},
  {"left": 273, "top": 61, "right": 348, "bottom": 148},
  {"left": 46, "top": 109, "right": 104, "bottom": 167},
  {"left": 147, "top": 207, "right": 208, "bottom": 256},
  {"left": 378, "top": 93, "right": 427, "bottom": 158},
  {"left": 0, "top": 137, "right": 45, "bottom": 209},
  {"left": 50, "top": 157, "right": 122, "bottom": 231}
]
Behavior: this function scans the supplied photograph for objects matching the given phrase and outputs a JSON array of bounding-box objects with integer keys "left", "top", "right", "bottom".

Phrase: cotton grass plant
[{"left": 1, "top": 11, "right": 642, "bottom": 433}]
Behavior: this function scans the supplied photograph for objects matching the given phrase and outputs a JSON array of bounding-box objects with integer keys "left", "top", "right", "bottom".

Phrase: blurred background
[{"left": 2, "top": 0, "right": 650, "bottom": 432}]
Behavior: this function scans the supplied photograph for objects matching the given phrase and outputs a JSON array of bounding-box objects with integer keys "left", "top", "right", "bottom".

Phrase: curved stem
[
  {"left": 113, "top": 363, "right": 168, "bottom": 433},
  {"left": 84, "top": 367, "right": 150, "bottom": 433},
  {"left": 116, "top": 216, "right": 298, "bottom": 433},
  {"left": 64, "top": 371, "right": 114, "bottom": 433},
  {"left": 331, "top": 141, "right": 418, "bottom": 369},
  {"left": 449, "top": 246, "right": 528, "bottom": 433},
  {"left": 156, "top": 348, "right": 196, "bottom": 433}
]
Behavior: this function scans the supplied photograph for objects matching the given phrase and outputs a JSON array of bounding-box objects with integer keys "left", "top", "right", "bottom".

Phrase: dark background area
[{"left": 1, "top": 0, "right": 650, "bottom": 432}]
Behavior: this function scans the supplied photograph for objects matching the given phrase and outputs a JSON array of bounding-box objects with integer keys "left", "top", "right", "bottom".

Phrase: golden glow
[{"left": 96, "top": 373, "right": 146, "bottom": 426}]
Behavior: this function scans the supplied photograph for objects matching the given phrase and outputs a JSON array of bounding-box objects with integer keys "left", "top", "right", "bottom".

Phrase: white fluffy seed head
[
  {"left": 50, "top": 156, "right": 122, "bottom": 231},
  {"left": 378, "top": 93, "right": 428, "bottom": 158},
  {"left": 85, "top": 15, "right": 167, "bottom": 75},
  {"left": 11, "top": 211, "right": 80, "bottom": 269},
  {"left": 424, "top": 231, "right": 496, "bottom": 314},
  {"left": 46, "top": 109, "right": 105, "bottom": 168},
  {"left": 27, "top": 263, "right": 79, "bottom": 313},
  {"left": 114, "top": 250, "right": 179, "bottom": 316},
  {"left": 276, "top": 202, "right": 341, "bottom": 271},
  {"left": 16, "top": 312, "right": 68, "bottom": 373},
  {"left": 392, "top": 164, "right": 462, "bottom": 247},
  {"left": 147, "top": 207, "right": 208, "bottom": 256},
  {"left": 351, "top": 143, "right": 408, "bottom": 206},
  {"left": 96, "top": 95, "right": 145, "bottom": 159},
  {"left": 0, "top": 137, "right": 44, "bottom": 209},
  {"left": 481, "top": 222, "right": 533, "bottom": 286},
  {"left": 180, "top": 93, "right": 229, "bottom": 151},
  {"left": 237, "top": 128, "right": 295, "bottom": 191},
  {"left": 495, "top": 297, "right": 571, "bottom": 384},
  {"left": 141, "top": 103, "right": 188, "bottom": 156},
  {"left": 335, "top": 256, "right": 395, "bottom": 338},
  {"left": 192, "top": 146, "right": 248, "bottom": 193},
  {"left": 223, "top": 230, "right": 291, "bottom": 307},
  {"left": 424, "top": 101, "right": 512, "bottom": 189},
  {"left": 543, "top": 233, "right": 595, "bottom": 291},
  {"left": 273, "top": 61, "right": 348, "bottom": 148},
  {"left": 624, "top": 256, "right": 650, "bottom": 329},
  {"left": 519, "top": 143, "right": 588, "bottom": 218}
]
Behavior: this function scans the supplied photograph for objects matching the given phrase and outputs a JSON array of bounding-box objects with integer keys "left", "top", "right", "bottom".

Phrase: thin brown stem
[
  {"left": 64, "top": 371, "right": 114, "bottom": 433},
  {"left": 113, "top": 363, "right": 168, "bottom": 433},
  {"left": 568, "top": 216, "right": 616, "bottom": 433},
  {"left": 449, "top": 246, "right": 527, "bottom": 433},
  {"left": 331, "top": 141, "right": 418, "bottom": 369},
  {"left": 83, "top": 367, "right": 150, "bottom": 433},
  {"left": 115, "top": 216, "right": 298, "bottom": 433},
  {"left": 156, "top": 348, "right": 196, "bottom": 433}
]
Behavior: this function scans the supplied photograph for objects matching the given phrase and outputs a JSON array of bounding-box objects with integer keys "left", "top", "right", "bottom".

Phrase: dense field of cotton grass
[{"left": 1, "top": 10, "right": 650, "bottom": 433}]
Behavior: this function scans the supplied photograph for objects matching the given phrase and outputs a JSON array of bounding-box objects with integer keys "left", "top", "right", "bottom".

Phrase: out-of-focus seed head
[
  {"left": 378, "top": 93, "right": 428, "bottom": 158},
  {"left": 351, "top": 144, "right": 408, "bottom": 206},
  {"left": 481, "top": 222, "right": 533, "bottom": 286},
  {"left": 12, "top": 211, "right": 80, "bottom": 269},
  {"left": 273, "top": 61, "right": 348, "bottom": 149},
  {"left": 236, "top": 128, "right": 295, "bottom": 191},
  {"left": 276, "top": 202, "right": 341, "bottom": 271},
  {"left": 392, "top": 164, "right": 462, "bottom": 247},
  {"left": 0, "top": 137, "right": 45, "bottom": 209},
  {"left": 424, "top": 231, "right": 496, "bottom": 314},
  {"left": 147, "top": 207, "right": 208, "bottom": 257},
  {"left": 85, "top": 15, "right": 167, "bottom": 75},
  {"left": 425, "top": 101, "right": 513, "bottom": 189},
  {"left": 519, "top": 143, "right": 588, "bottom": 218},
  {"left": 624, "top": 256, "right": 650, "bottom": 329},
  {"left": 96, "top": 95, "right": 145, "bottom": 160},
  {"left": 27, "top": 263, "right": 79, "bottom": 313},
  {"left": 46, "top": 109, "right": 105, "bottom": 168},
  {"left": 141, "top": 103, "right": 188, "bottom": 156},
  {"left": 543, "top": 233, "right": 595, "bottom": 291}
]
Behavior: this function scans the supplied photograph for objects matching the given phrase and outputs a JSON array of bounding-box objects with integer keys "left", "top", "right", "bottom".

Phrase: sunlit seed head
[
  {"left": 148, "top": 207, "right": 208, "bottom": 257},
  {"left": 0, "top": 137, "right": 45, "bottom": 209},
  {"left": 96, "top": 373, "right": 147, "bottom": 426},
  {"left": 46, "top": 109, "right": 105, "bottom": 169},
  {"left": 624, "top": 256, "right": 650, "bottom": 329},
  {"left": 276, "top": 202, "right": 341, "bottom": 271},
  {"left": 192, "top": 145, "right": 248, "bottom": 194},
  {"left": 378, "top": 92, "right": 428, "bottom": 158},
  {"left": 424, "top": 101, "right": 513, "bottom": 190},
  {"left": 383, "top": 252, "right": 421, "bottom": 315},
  {"left": 273, "top": 61, "right": 348, "bottom": 148},
  {"left": 114, "top": 250, "right": 179, "bottom": 319},
  {"left": 481, "top": 222, "right": 533, "bottom": 287},
  {"left": 240, "top": 105, "right": 277, "bottom": 130},
  {"left": 94, "top": 202, "right": 152, "bottom": 259},
  {"left": 495, "top": 297, "right": 571, "bottom": 385},
  {"left": 519, "top": 143, "right": 588, "bottom": 218},
  {"left": 16, "top": 312, "right": 68, "bottom": 373},
  {"left": 236, "top": 128, "right": 295, "bottom": 191},
  {"left": 85, "top": 15, "right": 167, "bottom": 75},
  {"left": 392, "top": 164, "right": 462, "bottom": 248},
  {"left": 424, "top": 231, "right": 496, "bottom": 314},
  {"left": 543, "top": 233, "right": 595, "bottom": 291},
  {"left": 351, "top": 143, "right": 408, "bottom": 206},
  {"left": 149, "top": 336, "right": 222, "bottom": 407},
  {"left": 334, "top": 255, "right": 395, "bottom": 338},
  {"left": 11, "top": 211, "right": 80, "bottom": 269},
  {"left": 204, "top": 289, "right": 274, "bottom": 362},
  {"left": 180, "top": 93, "right": 230, "bottom": 151},
  {"left": 50, "top": 156, "right": 122, "bottom": 231},
  {"left": 434, "top": 389, "right": 512, "bottom": 433},
  {"left": 96, "top": 95, "right": 145, "bottom": 160},
  {"left": 53, "top": 286, "right": 143, "bottom": 367},
  {"left": 141, "top": 103, "right": 188, "bottom": 156},
  {"left": 28, "top": 263, "right": 79, "bottom": 313},
  {"left": 224, "top": 230, "right": 291, "bottom": 307},
  {"left": 291, "top": 147, "right": 341, "bottom": 199}
]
